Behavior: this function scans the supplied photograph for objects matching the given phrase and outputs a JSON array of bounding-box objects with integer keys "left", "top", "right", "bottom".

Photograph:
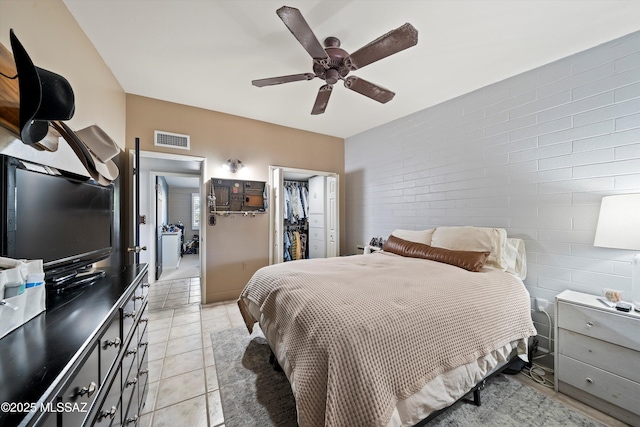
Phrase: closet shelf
[{"left": 213, "top": 210, "right": 266, "bottom": 217}]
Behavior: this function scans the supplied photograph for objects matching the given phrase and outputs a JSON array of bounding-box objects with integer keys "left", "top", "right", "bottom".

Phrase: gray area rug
[{"left": 211, "top": 326, "right": 604, "bottom": 427}]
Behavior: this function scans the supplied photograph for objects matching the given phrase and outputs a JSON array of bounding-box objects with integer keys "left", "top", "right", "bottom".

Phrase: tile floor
[
  {"left": 139, "top": 277, "right": 624, "bottom": 427},
  {"left": 138, "top": 277, "right": 245, "bottom": 427}
]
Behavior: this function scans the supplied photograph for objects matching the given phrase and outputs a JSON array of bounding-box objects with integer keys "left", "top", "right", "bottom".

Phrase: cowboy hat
[
  {"left": 51, "top": 121, "right": 120, "bottom": 186},
  {"left": 10, "top": 29, "right": 75, "bottom": 146}
]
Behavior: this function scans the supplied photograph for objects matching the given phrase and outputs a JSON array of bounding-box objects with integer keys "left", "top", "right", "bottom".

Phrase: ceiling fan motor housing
[{"left": 313, "top": 41, "right": 350, "bottom": 85}]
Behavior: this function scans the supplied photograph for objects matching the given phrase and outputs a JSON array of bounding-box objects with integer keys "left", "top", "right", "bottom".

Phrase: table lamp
[{"left": 594, "top": 194, "right": 640, "bottom": 307}]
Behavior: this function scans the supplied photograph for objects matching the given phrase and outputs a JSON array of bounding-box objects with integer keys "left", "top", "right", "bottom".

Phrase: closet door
[{"left": 308, "top": 176, "right": 326, "bottom": 258}]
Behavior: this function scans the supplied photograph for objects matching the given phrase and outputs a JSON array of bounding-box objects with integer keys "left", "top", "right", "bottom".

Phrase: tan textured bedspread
[{"left": 238, "top": 252, "right": 537, "bottom": 427}]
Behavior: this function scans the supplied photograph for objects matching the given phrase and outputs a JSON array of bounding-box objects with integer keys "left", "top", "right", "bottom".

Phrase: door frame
[
  {"left": 268, "top": 166, "right": 340, "bottom": 265},
  {"left": 130, "top": 150, "right": 206, "bottom": 291}
]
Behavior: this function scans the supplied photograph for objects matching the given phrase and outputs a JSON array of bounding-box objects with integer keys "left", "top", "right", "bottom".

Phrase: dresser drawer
[
  {"left": 558, "top": 355, "right": 640, "bottom": 415},
  {"left": 100, "top": 314, "right": 122, "bottom": 384},
  {"left": 557, "top": 302, "right": 640, "bottom": 352},
  {"left": 93, "top": 364, "right": 122, "bottom": 427},
  {"left": 559, "top": 329, "right": 640, "bottom": 383},
  {"left": 309, "top": 228, "right": 325, "bottom": 243},
  {"left": 60, "top": 342, "right": 100, "bottom": 426}
]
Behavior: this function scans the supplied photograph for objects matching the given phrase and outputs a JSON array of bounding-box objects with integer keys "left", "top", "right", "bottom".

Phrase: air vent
[{"left": 154, "top": 130, "right": 190, "bottom": 150}]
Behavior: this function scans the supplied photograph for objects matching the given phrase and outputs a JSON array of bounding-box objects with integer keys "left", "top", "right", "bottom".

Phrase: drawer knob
[
  {"left": 126, "top": 377, "right": 138, "bottom": 387},
  {"left": 124, "top": 310, "right": 137, "bottom": 318},
  {"left": 586, "top": 321, "right": 594, "bottom": 328},
  {"left": 126, "top": 348, "right": 138, "bottom": 356},
  {"left": 139, "top": 317, "right": 149, "bottom": 324},
  {"left": 139, "top": 341, "right": 148, "bottom": 348},
  {"left": 142, "top": 283, "right": 150, "bottom": 288},
  {"left": 99, "top": 405, "right": 117, "bottom": 419},
  {"left": 77, "top": 381, "right": 97, "bottom": 398},
  {"left": 126, "top": 415, "right": 139, "bottom": 424},
  {"left": 139, "top": 369, "right": 149, "bottom": 376},
  {"left": 104, "top": 337, "right": 121, "bottom": 348},
  {"left": 133, "top": 295, "right": 145, "bottom": 301},
  {"left": 586, "top": 378, "right": 594, "bottom": 384}
]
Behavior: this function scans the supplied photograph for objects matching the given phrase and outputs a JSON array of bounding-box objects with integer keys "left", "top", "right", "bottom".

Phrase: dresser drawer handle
[
  {"left": 126, "top": 377, "right": 138, "bottom": 387},
  {"left": 142, "top": 283, "right": 150, "bottom": 288},
  {"left": 586, "top": 378, "right": 594, "bottom": 384},
  {"left": 139, "top": 341, "right": 148, "bottom": 348},
  {"left": 133, "top": 295, "right": 145, "bottom": 301},
  {"left": 126, "top": 348, "right": 138, "bottom": 356},
  {"left": 124, "top": 310, "right": 137, "bottom": 319},
  {"left": 126, "top": 415, "right": 139, "bottom": 424},
  {"left": 139, "top": 317, "right": 149, "bottom": 324},
  {"left": 104, "top": 337, "right": 121, "bottom": 348},
  {"left": 77, "top": 381, "right": 97, "bottom": 398},
  {"left": 586, "top": 321, "right": 594, "bottom": 328},
  {"left": 99, "top": 405, "right": 117, "bottom": 419},
  {"left": 139, "top": 369, "right": 149, "bottom": 376}
]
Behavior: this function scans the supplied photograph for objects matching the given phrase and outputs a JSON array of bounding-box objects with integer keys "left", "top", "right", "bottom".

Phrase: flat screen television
[{"left": 0, "top": 155, "right": 113, "bottom": 289}]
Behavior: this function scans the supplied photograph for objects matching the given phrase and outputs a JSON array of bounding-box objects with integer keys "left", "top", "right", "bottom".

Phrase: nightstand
[{"left": 555, "top": 290, "right": 640, "bottom": 426}]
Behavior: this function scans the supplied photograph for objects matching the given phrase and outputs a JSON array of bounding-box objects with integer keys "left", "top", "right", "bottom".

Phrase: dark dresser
[{"left": 0, "top": 264, "right": 149, "bottom": 427}]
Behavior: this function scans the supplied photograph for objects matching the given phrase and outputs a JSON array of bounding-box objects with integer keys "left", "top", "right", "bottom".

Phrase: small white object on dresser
[{"left": 555, "top": 290, "right": 640, "bottom": 427}]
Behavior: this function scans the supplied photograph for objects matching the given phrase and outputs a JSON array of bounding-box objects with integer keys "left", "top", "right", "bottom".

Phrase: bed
[{"left": 238, "top": 226, "right": 537, "bottom": 427}]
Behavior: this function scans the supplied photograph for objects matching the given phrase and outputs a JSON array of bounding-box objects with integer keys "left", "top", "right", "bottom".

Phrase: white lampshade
[{"left": 594, "top": 194, "right": 640, "bottom": 250}]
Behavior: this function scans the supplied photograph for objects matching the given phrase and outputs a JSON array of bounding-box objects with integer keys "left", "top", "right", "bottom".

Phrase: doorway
[
  {"left": 269, "top": 166, "right": 339, "bottom": 265},
  {"left": 135, "top": 150, "right": 206, "bottom": 291}
]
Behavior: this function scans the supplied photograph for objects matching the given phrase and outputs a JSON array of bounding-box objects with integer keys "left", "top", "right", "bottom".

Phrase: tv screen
[{"left": 2, "top": 157, "right": 114, "bottom": 282}]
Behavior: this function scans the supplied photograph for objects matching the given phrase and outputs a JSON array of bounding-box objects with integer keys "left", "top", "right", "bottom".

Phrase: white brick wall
[{"left": 345, "top": 30, "right": 640, "bottom": 358}]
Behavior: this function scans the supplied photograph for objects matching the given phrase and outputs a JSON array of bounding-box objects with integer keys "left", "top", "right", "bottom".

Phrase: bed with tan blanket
[{"left": 238, "top": 226, "right": 537, "bottom": 427}]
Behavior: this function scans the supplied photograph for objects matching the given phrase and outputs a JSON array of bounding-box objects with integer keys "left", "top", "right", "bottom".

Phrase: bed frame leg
[{"left": 463, "top": 379, "right": 484, "bottom": 407}]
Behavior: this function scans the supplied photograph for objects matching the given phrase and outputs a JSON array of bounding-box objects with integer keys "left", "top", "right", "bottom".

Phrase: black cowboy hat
[{"left": 9, "top": 29, "right": 75, "bottom": 145}]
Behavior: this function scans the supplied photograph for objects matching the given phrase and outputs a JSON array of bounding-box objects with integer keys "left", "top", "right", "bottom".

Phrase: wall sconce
[{"left": 223, "top": 158, "right": 244, "bottom": 173}]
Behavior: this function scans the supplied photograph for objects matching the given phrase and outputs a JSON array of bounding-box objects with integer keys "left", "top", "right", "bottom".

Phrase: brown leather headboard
[{"left": 383, "top": 235, "right": 490, "bottom": 272}]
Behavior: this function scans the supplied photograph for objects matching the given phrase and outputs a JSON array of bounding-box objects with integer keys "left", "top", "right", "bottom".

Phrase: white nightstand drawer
[
  {"left": 559, "top": 329, "right": 640, "bottom": 383},
  {"left": 557, "top": 302, "right": 640, "bottom": 352},
  {"left": 558, "top": 355, "right": 640, "bottom": 415}
]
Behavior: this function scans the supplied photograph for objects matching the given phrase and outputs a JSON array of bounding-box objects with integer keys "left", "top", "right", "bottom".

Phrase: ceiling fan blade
[
  {"left": 252, "top": 73, "right": 316, "bottom": 87},
  {"left": 276, "top": 6, "right": 329, "bottom": 61},
  {"left": 344, "top": 76, "right": 395, "bottom": 104},
  {"left": 311, "top": 84, "right": 333, "bottom": 115},
  {"left": 345, "top": 23, "right": 418, "bottom": 71}
]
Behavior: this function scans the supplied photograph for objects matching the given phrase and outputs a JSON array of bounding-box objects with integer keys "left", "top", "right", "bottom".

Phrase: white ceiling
[{"left": 63, "top": 0, "right": 640, "bottom": 139}]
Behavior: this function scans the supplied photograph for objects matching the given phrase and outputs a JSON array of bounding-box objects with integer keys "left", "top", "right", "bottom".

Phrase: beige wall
[
  {"left": 126, "top": 94, "right": 344, "bottom": 302},
  {"left": 0, "top": 0, "right": 125, "bottom": 172}
]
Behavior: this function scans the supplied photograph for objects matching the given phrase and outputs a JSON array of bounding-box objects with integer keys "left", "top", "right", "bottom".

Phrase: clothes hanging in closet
[{"left": 283, "top": 181, "right": 309, "bottom": 224}]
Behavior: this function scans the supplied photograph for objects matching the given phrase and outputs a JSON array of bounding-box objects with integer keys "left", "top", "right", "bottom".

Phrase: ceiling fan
[{"left": 252, "top": 6, "right": 418, "bottom": 115}]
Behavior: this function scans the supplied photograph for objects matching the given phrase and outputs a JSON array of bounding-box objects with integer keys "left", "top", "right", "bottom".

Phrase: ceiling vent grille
[{"left": 154, "top": 130, "right": 190, "bottom": 150}]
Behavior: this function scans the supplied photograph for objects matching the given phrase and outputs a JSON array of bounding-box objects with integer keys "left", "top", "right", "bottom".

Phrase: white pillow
[
  {"left": 430, "top": 226, "right": 507, "bottom": 270},
  {"left": 390, "top": 229, "right": 434, "bottom": 245},
  {"left": 505, "top": 238, "right": 527, "bottom": 280}
]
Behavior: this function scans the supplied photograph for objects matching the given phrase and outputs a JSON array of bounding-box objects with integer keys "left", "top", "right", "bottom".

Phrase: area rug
[{"left": 211, "top": 326, "right": 605, "bottom": 427}]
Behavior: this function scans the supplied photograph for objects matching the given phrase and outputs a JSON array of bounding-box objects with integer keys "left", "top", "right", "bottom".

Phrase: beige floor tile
[
  {"left": 155, "top": 370, "right": 206, "bottom": 410},
  {"left": 207, "top": 390, "right": 224, "bottom": 427},
  {"left": 147, "top": 308, "right": 174, "bottom": 320},
  {"left": 200, "top": 305, "right": 229, "bottom": 320},
  {"left": 205, "top": 365, "right": 219, "bottom": 392},
  {"left": 164, "top": 298, "right": 189, "bottom": 308},
  {"left": 169, "top": 321, "right": 201, "bottom": 340},
  {"left": 141, "top": 380, "right": 159, "bottom": 415},
  {"left": 147, "top": 316, "right": 172, "bottom": 332},
  {"left": 165, "top": 334, "right": 203, "bottom": 357},
  {"left": 171, "top": 312, "right": 201, "bottom": 327},
  {"left": 152, "top": 395, "right": 208, "bottom": 427},
  {"left": 203, "top": 344, "right": 215, "bottom": 367},
  {"left": 148, "top": 327, "right": 171, "bottom": 344},
  {"left": 147, "top": 342, "right": 167, "bottom": 362},
  {"left": 201, "top": 317, "right": 232, "bottom": 333},
  {"left": 161, "top": 349, "right": 204, "bottom": 379},
  {"left": 172, "top": 303, "right": 201, "bottom": 316},
  {"left": 147, "top": 359, "right": 163, "bottom": 384}
]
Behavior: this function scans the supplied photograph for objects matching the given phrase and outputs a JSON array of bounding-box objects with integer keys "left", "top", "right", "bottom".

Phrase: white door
[
  {"left": 270, "top": 167, "right": 284, "bottom": 264},
  {"left": 326, "top": 176, "right": 338, "bottom": 257}
]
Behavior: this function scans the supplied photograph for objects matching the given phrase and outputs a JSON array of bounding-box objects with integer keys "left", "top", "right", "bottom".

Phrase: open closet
[{"left": 269, "top": 166, "right": 339, "bottom": 265}]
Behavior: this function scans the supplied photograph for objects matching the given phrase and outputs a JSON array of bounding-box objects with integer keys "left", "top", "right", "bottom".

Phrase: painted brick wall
[{"left": 345, "top": 30, "right": 640, "bottom": 359}]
